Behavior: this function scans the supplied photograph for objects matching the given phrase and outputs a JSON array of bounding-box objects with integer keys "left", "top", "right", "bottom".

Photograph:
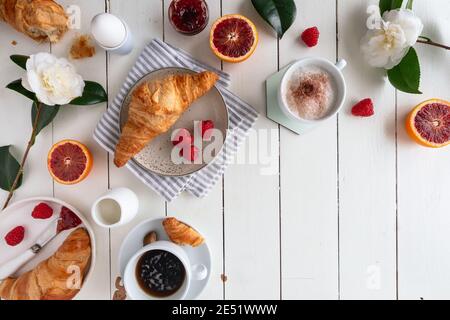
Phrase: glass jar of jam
[{"left": 168, "top": 0, "right": 209, "bottom": 35}]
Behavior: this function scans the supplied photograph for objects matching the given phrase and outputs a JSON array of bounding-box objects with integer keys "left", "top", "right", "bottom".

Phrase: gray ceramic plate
[{"left": 120, "top": 67, "right": 228, "bottom": 177}]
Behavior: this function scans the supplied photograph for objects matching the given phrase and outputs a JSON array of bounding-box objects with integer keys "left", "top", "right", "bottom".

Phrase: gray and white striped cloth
[{"left": 94, "top": 39, "right": 258, "bottom": 201}]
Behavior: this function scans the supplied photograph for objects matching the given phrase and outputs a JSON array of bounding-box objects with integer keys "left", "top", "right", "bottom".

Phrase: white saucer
[
  {"left": 118, "top": 217, "right": 211, "bottom": 300},
  {"left": 0, "top": 197, "right": 96, "bottom": 300}
]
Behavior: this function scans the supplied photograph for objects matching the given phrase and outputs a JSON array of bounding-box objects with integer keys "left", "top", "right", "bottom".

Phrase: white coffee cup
[
  {"left": 124, "top": 241, "right": 208, "bottom": 300},
  {"left": 278, "top": 58, "right": 347, "bottom": 132},
  {"left": 91, "top": 187, "right": 139, "bottom": 228}
]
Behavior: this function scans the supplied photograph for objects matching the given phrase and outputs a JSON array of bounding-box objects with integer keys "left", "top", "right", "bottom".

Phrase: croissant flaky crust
[
  {"left": 0, "top": 228, "right": 91, "bottom": 300},
  {"left": 114, "top": 71, "right": 219, "bottom": 168},
  {"left": 0, "top": 0, "right": 68, "bottom": 42},
  {"left": 163, "top": 217, "right": 205, "bottom": 247}
]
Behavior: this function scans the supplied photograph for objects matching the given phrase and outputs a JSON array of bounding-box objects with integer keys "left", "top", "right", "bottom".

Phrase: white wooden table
[{"left": 1, "top": 0, "right": 449, "bottom": 300}]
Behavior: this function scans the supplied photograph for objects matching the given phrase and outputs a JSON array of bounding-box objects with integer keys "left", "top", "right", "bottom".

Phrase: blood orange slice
[
  {"left": 210, "top": 14, "right": 258, "bottom": 63},
  {"left": 406, "top": 99, "right": 450, "bottom": 148},
  {"left": 47, "top": 140, "right": 93, "bottom": 184}
]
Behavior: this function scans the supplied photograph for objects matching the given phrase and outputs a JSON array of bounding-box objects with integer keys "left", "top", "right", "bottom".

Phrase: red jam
[
  {"left": 169, "top": 0, "right": 209, "bottom": 35},
  {"left": 57, "top": 206, "right": 82, "bottom": 232}
]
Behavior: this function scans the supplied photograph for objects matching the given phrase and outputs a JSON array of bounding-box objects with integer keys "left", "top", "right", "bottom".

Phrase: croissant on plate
[
  {"left": 0, "top": 228, "right": 91, "bottom": 300},
  {"left": 114, "top": 71, "right": 219, "bottom": 168},
  {"left": 0, "top": 0, "right": 68, "bottom": 42},
  {"left": 163, "top": 217, "right": 204, "bottom": 247}
]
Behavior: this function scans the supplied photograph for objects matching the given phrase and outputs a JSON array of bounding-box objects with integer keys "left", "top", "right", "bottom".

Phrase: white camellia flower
[
  {"left": 361, "top": 8, "right": 424, "bottom": 69},
  {"left": 22, "top": 53, "right": 85, "bottom": 106}
]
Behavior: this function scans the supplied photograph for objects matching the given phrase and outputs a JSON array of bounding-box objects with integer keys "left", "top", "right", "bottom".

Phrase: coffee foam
[{"left": 283, "top": 66, "right": 337, "bottom": 120}]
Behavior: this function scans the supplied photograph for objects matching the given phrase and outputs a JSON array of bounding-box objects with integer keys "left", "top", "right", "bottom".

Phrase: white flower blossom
[
  {"left": 22, "top": 53, "right": 85, "bottom": 106},
  {"left": 361, "top": 8, "right": 423, "bottom": 69}
]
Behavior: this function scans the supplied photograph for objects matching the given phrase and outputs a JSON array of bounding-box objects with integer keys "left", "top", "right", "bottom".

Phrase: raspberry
[
  {"left": 5, "top": 226, "right": 25, "bottom": 246},
  {"left": 179, "top": 145, "right": 199, "bottom": 162},
  {"left": 172, "top": 128, "right": 192, "bottom": 146},
  {"left": 32, "top": 202, "right": 53, "bottom": 219},
  {"left": 301, "top": 27, "right": 320, "bottom": 47},
  {"left": 201, "top": 120, "right": 215, "bottom": 140},
  {"left": 351, "top": 98, "right": 375, "bottom": 117}
]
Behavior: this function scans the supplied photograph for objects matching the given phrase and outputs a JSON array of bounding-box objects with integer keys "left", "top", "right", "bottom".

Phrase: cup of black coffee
[{"left": 124, "top": 241, "right": 206, "bottom": 300}]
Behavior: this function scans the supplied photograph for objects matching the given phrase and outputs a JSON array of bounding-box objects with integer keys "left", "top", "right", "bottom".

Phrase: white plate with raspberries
[
  {"left": 0, "top": 197, "right": 96, "bottom": 299},
  {"left": 119, "top": 67, "right": 229, "bottom": 177}
]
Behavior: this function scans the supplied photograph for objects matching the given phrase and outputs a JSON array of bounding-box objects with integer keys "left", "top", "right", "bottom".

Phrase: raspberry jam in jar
[{"left": 169, "top": 0, "right": 209, "bottom": 35}]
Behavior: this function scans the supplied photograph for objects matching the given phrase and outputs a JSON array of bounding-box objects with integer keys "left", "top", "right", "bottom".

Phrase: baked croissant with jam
[
  {"left": 114, "top": 71, "right": 219, "bottom": 168},
  {"left": 163, "top": 217, "right": 204, "bottom": 247},
  {"left": 0, "top": 228, "right": 91, "bottom": 300}
]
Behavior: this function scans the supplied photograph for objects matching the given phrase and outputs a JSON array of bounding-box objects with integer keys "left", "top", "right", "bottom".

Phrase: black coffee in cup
[{"left": 136, "top": 250, "right": 186, "bottom": 297}]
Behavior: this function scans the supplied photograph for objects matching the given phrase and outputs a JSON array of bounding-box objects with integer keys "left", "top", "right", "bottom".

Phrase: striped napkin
[{"left": 94, "top": 39, "right": 258, "bottom": 201}]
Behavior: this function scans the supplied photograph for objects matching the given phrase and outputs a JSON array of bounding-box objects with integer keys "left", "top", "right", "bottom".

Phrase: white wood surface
[
  {"left": 0, "top": 0, "right": 449, "bottom": 300},
  {"left": 397, "top": 0, "right": 450, "bottom": 300},
  {"left": 279, "top": 0, "right": 339, "bottom": 300},
  {"left": 338, "top": 0, "right": 397, "bottom": 299}
]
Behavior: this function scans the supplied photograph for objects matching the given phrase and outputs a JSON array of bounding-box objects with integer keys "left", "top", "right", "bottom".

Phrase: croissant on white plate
[
  {"left": 114, "top": 71, "right": 219, "bottom": 168},
  {"left": 0, "top": 228, "right": 91, "bottom": 300}
]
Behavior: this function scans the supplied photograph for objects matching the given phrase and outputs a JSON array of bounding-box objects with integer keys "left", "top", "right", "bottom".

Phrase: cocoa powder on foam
[{"left": 286, "top": 68, "right": 335, "bottom": 120}]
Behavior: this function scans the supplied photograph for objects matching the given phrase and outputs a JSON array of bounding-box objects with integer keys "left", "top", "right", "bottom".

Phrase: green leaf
[
  {"left": 406, "top": 0, "right": 414, "bottom": 9},
  {"left": 70, "top": 81, "right": 107, "bottom": 105},
  {"left": 379, "top": 0, "right": 404, "bottom": 15},
  {"left": 10, "top": 55, "right": 29, "bottom": 70},
  {"left": 387, "top": 47, "right": 422, "bottom": 94},
  {"left": 6, "top": 79, "right": 36, "bottom": 101},
  {"left": 31, "top": 102, "right": 60, "bottom": 144},
  {"left": 0, "top": 146, "right": 22, "bottom": 192},
  {"left": 251, "top": 0, "right": 297, "bottom": 39}
]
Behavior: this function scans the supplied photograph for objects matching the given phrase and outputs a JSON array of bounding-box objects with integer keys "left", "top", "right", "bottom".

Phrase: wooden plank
[
  {"left": 0, "top": 21, "right": 52, "bottom": 205},
  {"left": 51, "top": 0, "right": 110, "bottom": 300},
  {"left": 221, "top": 0, "right": 280, "bottom": 299},
  {"left": 108, "top": 0, "right": 166, "bottom": 299},
  {"left": 278, "top": 0, "right": 339, "bottom": 300},
  {"left": 397, "top": 0, "right": 450, "bottom": 300},
  {"left": 163, "top": 0, "right": 224, "bottom": 300},
  {"left": 337, "top": 0, "right": 397, "bottom": 299}
]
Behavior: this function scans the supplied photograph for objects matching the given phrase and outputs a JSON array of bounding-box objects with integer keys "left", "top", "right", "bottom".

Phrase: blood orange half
[
  {"left": 47, "top": 140, "right": 93, "bottom": 184},
  {"left": 406, "top": 99, "right": 450, "bottom": 148},
  {"left": 210, "top": 14, "right": 258, "bottom": 63}
]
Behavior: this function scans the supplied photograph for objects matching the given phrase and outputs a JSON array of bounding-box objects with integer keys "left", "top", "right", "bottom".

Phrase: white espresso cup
[
  {"left": 278, "top": 58, "right": 347, "bottom": 132},
  {"left": 124, "top": 241, "right": 208, "bottom": 300},
  {"left": 91, "top": 187, "right": 139, "bottom": 228}
]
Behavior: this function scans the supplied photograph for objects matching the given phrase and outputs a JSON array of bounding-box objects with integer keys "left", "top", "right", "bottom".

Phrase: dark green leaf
[
  {"left": 6, "top": 79, "right": 36, "bottom": 101},
  {"left": 387, "top": 47, "right": 422, "bottom": 94},
  {"left": 251, "top": 0, "right": 297, "bottom": 39},
  {"left": 0, "top": 146, "right": 22, "bottom": 192},
  {"left": 70, "top": 81, "right": 107, "bottom": 105},
  {"left": 379, "top": 0, "right": 404, "bottom": 15},
  {"left": 391, "top": 0, "right": 404, "bottom": 9},
  {"left": 31, "top": 102, "right": 60, "bottom": 144},
  {"left": 10, "top": 55, "right": 29, "bottom": 70},
  {"left": 406, "top": 0, "right": 413, "bottom": 9}
]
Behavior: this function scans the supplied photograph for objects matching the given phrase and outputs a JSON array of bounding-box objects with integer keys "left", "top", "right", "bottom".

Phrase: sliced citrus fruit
[
  {"left": 406, "top": 99, "right": 450, "bottom": 148},
  {"left": 47, "top": 140, "right": 93, "bottom": 184},
  {"left": 210, "top": 14, "right": 258, "bottom": 63}
]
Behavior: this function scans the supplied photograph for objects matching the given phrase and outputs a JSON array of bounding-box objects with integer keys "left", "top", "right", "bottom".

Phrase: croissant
[
  {"left": 0, "top": 0, "right": 68, "bottom": 42},
  {"left": 163, "top": 217, "right": 204, "bottom": 247},
  {"left": 114, "top": 71, "right": 219, "bottom": 168},
  {"left": 0, "top": 228, "right": 91, "bottom": 300}
]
